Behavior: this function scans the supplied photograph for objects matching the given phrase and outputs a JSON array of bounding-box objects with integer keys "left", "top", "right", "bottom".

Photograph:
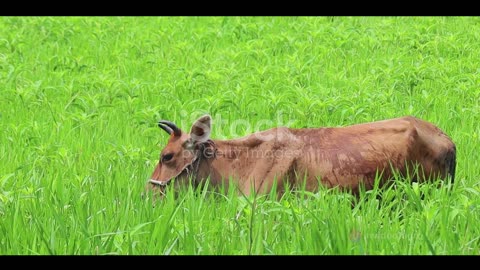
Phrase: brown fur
[{"left": 147, "top": 115, "right": 456, "bottom": 198}]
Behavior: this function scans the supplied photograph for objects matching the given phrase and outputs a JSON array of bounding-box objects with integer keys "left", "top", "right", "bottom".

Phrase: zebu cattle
[{"left": 147, "top": 115, "right": 456, "bottom": 198}]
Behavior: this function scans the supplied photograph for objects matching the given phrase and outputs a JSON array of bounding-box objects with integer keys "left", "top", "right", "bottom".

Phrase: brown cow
[{"left": 146, "top": 115, "right": 456, "bottom": 198}]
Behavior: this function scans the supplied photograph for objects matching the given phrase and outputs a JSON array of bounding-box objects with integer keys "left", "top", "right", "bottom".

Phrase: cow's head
[{"left": 146, "top": 114, "right": 212, "bottom": 197}]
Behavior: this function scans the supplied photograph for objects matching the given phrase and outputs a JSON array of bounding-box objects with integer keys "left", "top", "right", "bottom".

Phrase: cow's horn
[
  {"left": 158, "top": 120, "right": 182, "bottom": 136},
  {"left": 158, "top": 122, "right": 173, "bottom": 135}
]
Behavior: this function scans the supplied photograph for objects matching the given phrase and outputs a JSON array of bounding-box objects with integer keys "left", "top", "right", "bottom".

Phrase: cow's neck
[{"left": 194, "top": 138, "right": 258, "bottom": 189}]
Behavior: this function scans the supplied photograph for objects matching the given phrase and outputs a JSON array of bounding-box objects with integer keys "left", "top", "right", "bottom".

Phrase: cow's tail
[{"left": 445, "top": 145, "right": 456, "bottom": 183}]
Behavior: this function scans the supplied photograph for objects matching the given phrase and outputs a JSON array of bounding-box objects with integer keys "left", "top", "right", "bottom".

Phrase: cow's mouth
[
  {"left": 149, "top": 179, "right": 171, "bottom": 187},
  {"left": 148, "top": 158, "right": 198, "bottom": 191},
  {"left": 148, "top": 167, "right": 189, "bottom": 188}
]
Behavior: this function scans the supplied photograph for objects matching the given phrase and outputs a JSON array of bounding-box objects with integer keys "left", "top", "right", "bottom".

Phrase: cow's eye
[{"left": 162, "top": 153, "right": 174, "bottom": 163}]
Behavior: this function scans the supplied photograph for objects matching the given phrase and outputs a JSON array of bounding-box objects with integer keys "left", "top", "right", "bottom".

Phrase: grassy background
[{"left": 1, "top": 16, "right": 479, "bottom": 255}]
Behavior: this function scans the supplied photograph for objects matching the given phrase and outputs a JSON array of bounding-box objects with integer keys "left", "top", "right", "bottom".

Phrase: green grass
[{"left": 1, "top": 16, "right": 480, "bottom": 255}]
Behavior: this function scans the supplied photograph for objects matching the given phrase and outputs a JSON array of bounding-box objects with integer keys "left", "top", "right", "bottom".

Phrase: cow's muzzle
[
  {"left": 148, "top": 179, "right": 170, "bottom": 186},
  {"left": 143, "top": 179, "right": 171, "bottom": 201}
]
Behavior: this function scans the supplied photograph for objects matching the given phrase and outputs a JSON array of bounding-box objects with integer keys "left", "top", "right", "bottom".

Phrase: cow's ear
[{"left": 190, "top": 114, "right": 211, "bottom": 143}]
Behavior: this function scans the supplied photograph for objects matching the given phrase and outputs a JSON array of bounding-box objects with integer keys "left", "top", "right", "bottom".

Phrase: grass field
[{"left": 1, "top": 17, "right": 480, "bottom": 255}]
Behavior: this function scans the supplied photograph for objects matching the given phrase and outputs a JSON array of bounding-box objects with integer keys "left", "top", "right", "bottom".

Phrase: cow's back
[{"left": 290, "top": 116, "right": 455, "bottom": 193}]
